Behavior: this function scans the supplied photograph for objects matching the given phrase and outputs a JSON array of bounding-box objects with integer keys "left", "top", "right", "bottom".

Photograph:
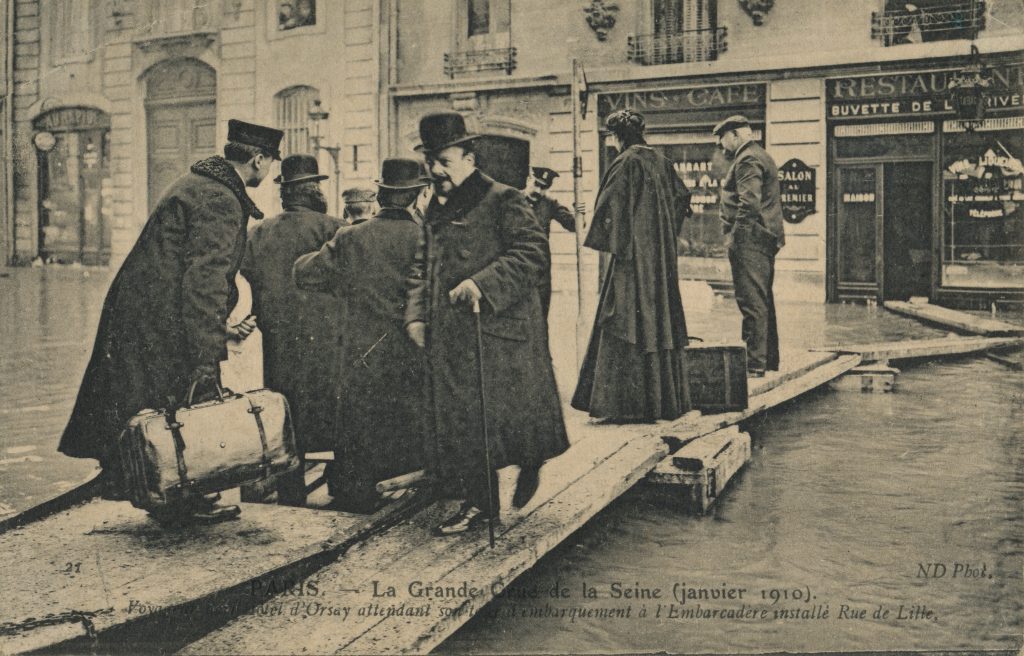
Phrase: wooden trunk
[{"left": 685, "top": 343, "right": 749, "bottom": 413}]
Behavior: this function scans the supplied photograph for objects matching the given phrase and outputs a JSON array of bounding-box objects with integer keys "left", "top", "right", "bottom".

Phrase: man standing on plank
[
  {"left": 405, "top": 111, "right": 569, "bottom": 534},
  {"left": 294, "top": 158, "right": 432, "bottom": 513},
  {"left": 714, "top": 115, "right": 784, "bottom": 377},
  {"left": 59, "top": 119, "right": 282, "bottom": 524}
]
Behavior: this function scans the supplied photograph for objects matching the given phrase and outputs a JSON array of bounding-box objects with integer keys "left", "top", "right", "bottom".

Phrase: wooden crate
[{"left": 646, "top": 427, "right": 752, "bottom": 513}]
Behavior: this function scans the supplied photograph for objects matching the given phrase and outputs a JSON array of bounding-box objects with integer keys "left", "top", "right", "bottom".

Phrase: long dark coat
[
  {"left": 293, "top": 207, "right": 427, "bottom": 496},
  {"left": 529, "top": 194, "right": 576, "bottom": 319},
  {"left": 59, "top": 157, "right": 262, "bottom": 463},
  {"left": 405, "top": 171, "right": 569, "bottom": 484},
  {"left": 239, "top": 203, "right": 344, "bottom": 452},
  {"left": 571, "top": 144, "right": 693, "bottom": 420}
]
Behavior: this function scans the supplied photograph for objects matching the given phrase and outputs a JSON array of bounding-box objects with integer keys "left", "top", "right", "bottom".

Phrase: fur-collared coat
[{"left": 59, "top": 157, "right": 261, "bottom": 462}]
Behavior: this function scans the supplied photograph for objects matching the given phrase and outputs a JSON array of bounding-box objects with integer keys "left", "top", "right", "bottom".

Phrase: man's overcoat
[
  {"left": 572, "top": 144, "right": 693, "bottom": 420},
  {"left": 59, "top": 157, "right": 261, "bottom": 462},
  {"left": 406, "top": 171, "right": 569, "bottom": 483},
  {"left": 293, "top": 207, "right": 427, "bottom": 495},
  {"left": 240, "top": 204, "right": 343, "bottom": 452}
]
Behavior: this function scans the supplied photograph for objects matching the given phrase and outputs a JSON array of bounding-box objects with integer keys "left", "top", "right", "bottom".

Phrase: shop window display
[{"left": 941, "top": 128, "right": 1024, "bottom": 288}]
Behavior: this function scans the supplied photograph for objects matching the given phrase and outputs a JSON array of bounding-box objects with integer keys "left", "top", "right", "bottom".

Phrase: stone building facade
[
  {"left": 2, "top": 1, "right": 1022, "bottom": 308},
  {"left": 2, "top": 0, "right": 383, "bottom": 267},
  {"left": 384, "top": 0, "right": 1023, "bottom": 307}
]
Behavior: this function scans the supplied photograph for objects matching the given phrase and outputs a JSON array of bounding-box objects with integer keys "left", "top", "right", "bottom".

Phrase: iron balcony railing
[
  {"left": 627, "top": 27, "right": 728, "bottom": 65},
  {"left": 871, "top": 1, "right": 985, "bottom": 46},
  {"left": 443, "top": 47, "right": 518, "bottom": 78}
]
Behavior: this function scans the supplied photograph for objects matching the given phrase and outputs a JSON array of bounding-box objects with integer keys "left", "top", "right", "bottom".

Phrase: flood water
[{"left": 1, "top": 266, "right": 1021, "bottom": 653}]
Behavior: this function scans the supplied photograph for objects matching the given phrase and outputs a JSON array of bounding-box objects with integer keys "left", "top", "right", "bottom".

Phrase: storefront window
[
  {"left": 651, "top": 140, "right": 729, "bottom": 258},
  {"left": 941, "top": 128, "right": 1024, "bottom": 289}
]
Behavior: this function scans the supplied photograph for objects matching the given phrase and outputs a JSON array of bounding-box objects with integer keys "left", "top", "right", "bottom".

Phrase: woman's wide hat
[
  {"left": 273, "top": 154, "right": 328, "bottom": 185},
  {"left": 376, "top": 158, "right": 432, "bottom": 190},
  {"left": 415, "top": 111, "right": 480, "bottom": 154}
]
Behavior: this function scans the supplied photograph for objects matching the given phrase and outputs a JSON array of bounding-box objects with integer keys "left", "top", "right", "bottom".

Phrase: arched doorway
[
  {"left": 33, "top": 107, "right": 111, "bottom": 265},
  {"left": 144, "top": 59, "right": 217, "bottom": 210}
]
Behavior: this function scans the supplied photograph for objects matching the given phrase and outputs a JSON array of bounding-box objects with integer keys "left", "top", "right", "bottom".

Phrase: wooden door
[
  {"left": 144, "top": 59, "right": 217, "bottom": 210},
  {"left": 835, "top": 165, "right": 883, "bottom": 299},
  {"left": 147, "top": 102, "right": 217, "bottom": 210}
]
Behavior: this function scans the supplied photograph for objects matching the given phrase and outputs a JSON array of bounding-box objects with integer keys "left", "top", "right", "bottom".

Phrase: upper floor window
[
  {"left": 275, "top": 86, "right": 321, "bottom": 157},
  {"left": 872, "top": 0, "right": 986, "bottom": 46},
  {"left": 50, "top": 0, "right": 95, "bottom": 64},
  {"left": 462, "top": 0, "right": 510, "bottom": 45},
  {"left": 445, "top": 0, "right": 516, "bottom": 78},
  {"left": 278, "top": 0, "right": 317, "bottom": 31},
  {"left": 629, "top": 0, "right": 725, "bottom": 65}
]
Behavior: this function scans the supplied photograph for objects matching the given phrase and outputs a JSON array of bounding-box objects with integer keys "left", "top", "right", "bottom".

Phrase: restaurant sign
[
  {"left": 778, "top": 159, "right": 815, "bottom": 223},
  {"left": 827, "top": 63, "right": 1024, "bottom": 120}
]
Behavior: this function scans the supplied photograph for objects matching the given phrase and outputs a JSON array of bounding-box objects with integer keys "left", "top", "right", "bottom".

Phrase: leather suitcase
[
  {"left": 685, "top": 343, "right": 748, "bottom": 413},
  {"left": 116, "top": 388, "right": 300, "bottom": 510}
]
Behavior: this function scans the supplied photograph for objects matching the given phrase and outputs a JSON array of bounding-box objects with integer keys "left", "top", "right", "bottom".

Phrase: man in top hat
[
  {"left": 572, "top": 109, "right": 694, "bottom": 421},
  {"left": 341, "top": 187, "right": 377, "bottom": 225},
  {"left": 523, "top": 166, "right": 576, "bottom": 320},
  {"left": 239, "top": 154, "right": 345, "bottom": 505},
  {"left": 59, "top": 119, "right": 283, "bottom": 524},
  {"left": 713, "top": 115, "right": 784, "bottom": 377},
  {"left": 294, "top": 158, "right": 433, "bottom": 513},
  {"left": 405, "top": 111, "right": 569, "bottom": 535}
]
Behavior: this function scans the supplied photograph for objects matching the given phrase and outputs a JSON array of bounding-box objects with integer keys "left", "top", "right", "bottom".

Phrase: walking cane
[{"left": 472, "top": 298, "right": 497, "bottom": 549}]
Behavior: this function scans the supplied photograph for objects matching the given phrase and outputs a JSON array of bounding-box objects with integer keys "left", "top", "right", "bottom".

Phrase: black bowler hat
[
  {"left": 530, "top": 166, "right": 560, "bottom": 189},
  {"left": 376, "top": 157, "right": 432, "bottom": 189},
  {"left": 712, "top": 115, "right": 750, "bottom": 137},
  {"left": 273, "top": 154, "right": 328, "bottom": 185},
  {"left": 227, "top": 119, "right": 284, "bottom": 160},
  {"left": 415, "top": 111, "right": 480, "bottom": 154}
]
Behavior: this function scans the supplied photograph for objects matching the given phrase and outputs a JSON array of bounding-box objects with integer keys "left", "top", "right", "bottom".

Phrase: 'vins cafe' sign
[
  {"left": 778, "top": 159, "right": 815, "bottom": 224},
  {"left": 827, "top": 64, "right": 1024, "bottom": 119}
]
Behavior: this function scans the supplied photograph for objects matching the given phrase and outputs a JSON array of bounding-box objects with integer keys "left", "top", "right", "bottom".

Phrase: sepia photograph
[{"left": 0, "top": 0, "right": 1021, "bottom": 654}]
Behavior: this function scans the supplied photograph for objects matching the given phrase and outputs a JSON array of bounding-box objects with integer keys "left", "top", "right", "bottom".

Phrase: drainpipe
[{"left": 3, "top": 0, "right": 15, "bottom": 265}]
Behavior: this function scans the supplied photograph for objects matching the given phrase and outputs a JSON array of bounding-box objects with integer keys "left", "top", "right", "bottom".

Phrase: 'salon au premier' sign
[{"left": 778, "top": 158, "right": 816, "bottom": 224}]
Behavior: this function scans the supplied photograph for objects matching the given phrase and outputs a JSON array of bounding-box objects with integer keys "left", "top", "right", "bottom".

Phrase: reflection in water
[{"left": 446, "top": 356, "right": 1023, "bottom": 653}]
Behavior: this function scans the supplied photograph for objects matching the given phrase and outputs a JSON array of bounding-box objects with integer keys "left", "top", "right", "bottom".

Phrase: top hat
[
  {"left": 273, "top": 154, "right": 328, "bottom": 185},
  {"left": 227, "top": 119, "right": 284, "bottom": 160},
  {"left": 415, "top": 112, "right": 480, "bottom": 154},
  {"left": 376, "top": 157, "right": 432, "bottom": 190},
  {"left": 530, "top": 167, "right": 560, "bottom": 189},
  {"left": 712, "top": 115, "right": 751, "bottom": 137},
  {"left": 342, "top": 187, "right": 377, "bottom": 204}
]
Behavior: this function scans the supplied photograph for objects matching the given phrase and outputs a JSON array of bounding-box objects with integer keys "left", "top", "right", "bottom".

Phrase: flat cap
[
  {"left": 342, "top": 187, "right": 377, "bottom": 204},
  {"left": 712, "top": 115, "right": 750, "bottom": 137}
]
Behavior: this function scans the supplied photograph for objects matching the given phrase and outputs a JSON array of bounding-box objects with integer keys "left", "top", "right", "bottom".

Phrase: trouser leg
[
  {"left": 463, "top": 466, "right": 499, "bottom": 517},
  {"left": 765, "top": 258, "right": 780, "bottom": 371},
  {"left": 729, "top": 246, "right": 773, "bottom": 371}
]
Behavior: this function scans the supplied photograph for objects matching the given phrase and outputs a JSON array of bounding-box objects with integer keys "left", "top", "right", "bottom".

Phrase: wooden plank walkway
[
  {"left": 0, "top": 493, "right": 425, "bottom": 654},
  {"left": 813, "top": 335, "right": 1024, "bottom": 362},
  {"left": 884, "top": 300, "right": 1024, "bottom": 336},
  {"left": 182, "top": 352, "right": 861, "bottom": 655}
]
